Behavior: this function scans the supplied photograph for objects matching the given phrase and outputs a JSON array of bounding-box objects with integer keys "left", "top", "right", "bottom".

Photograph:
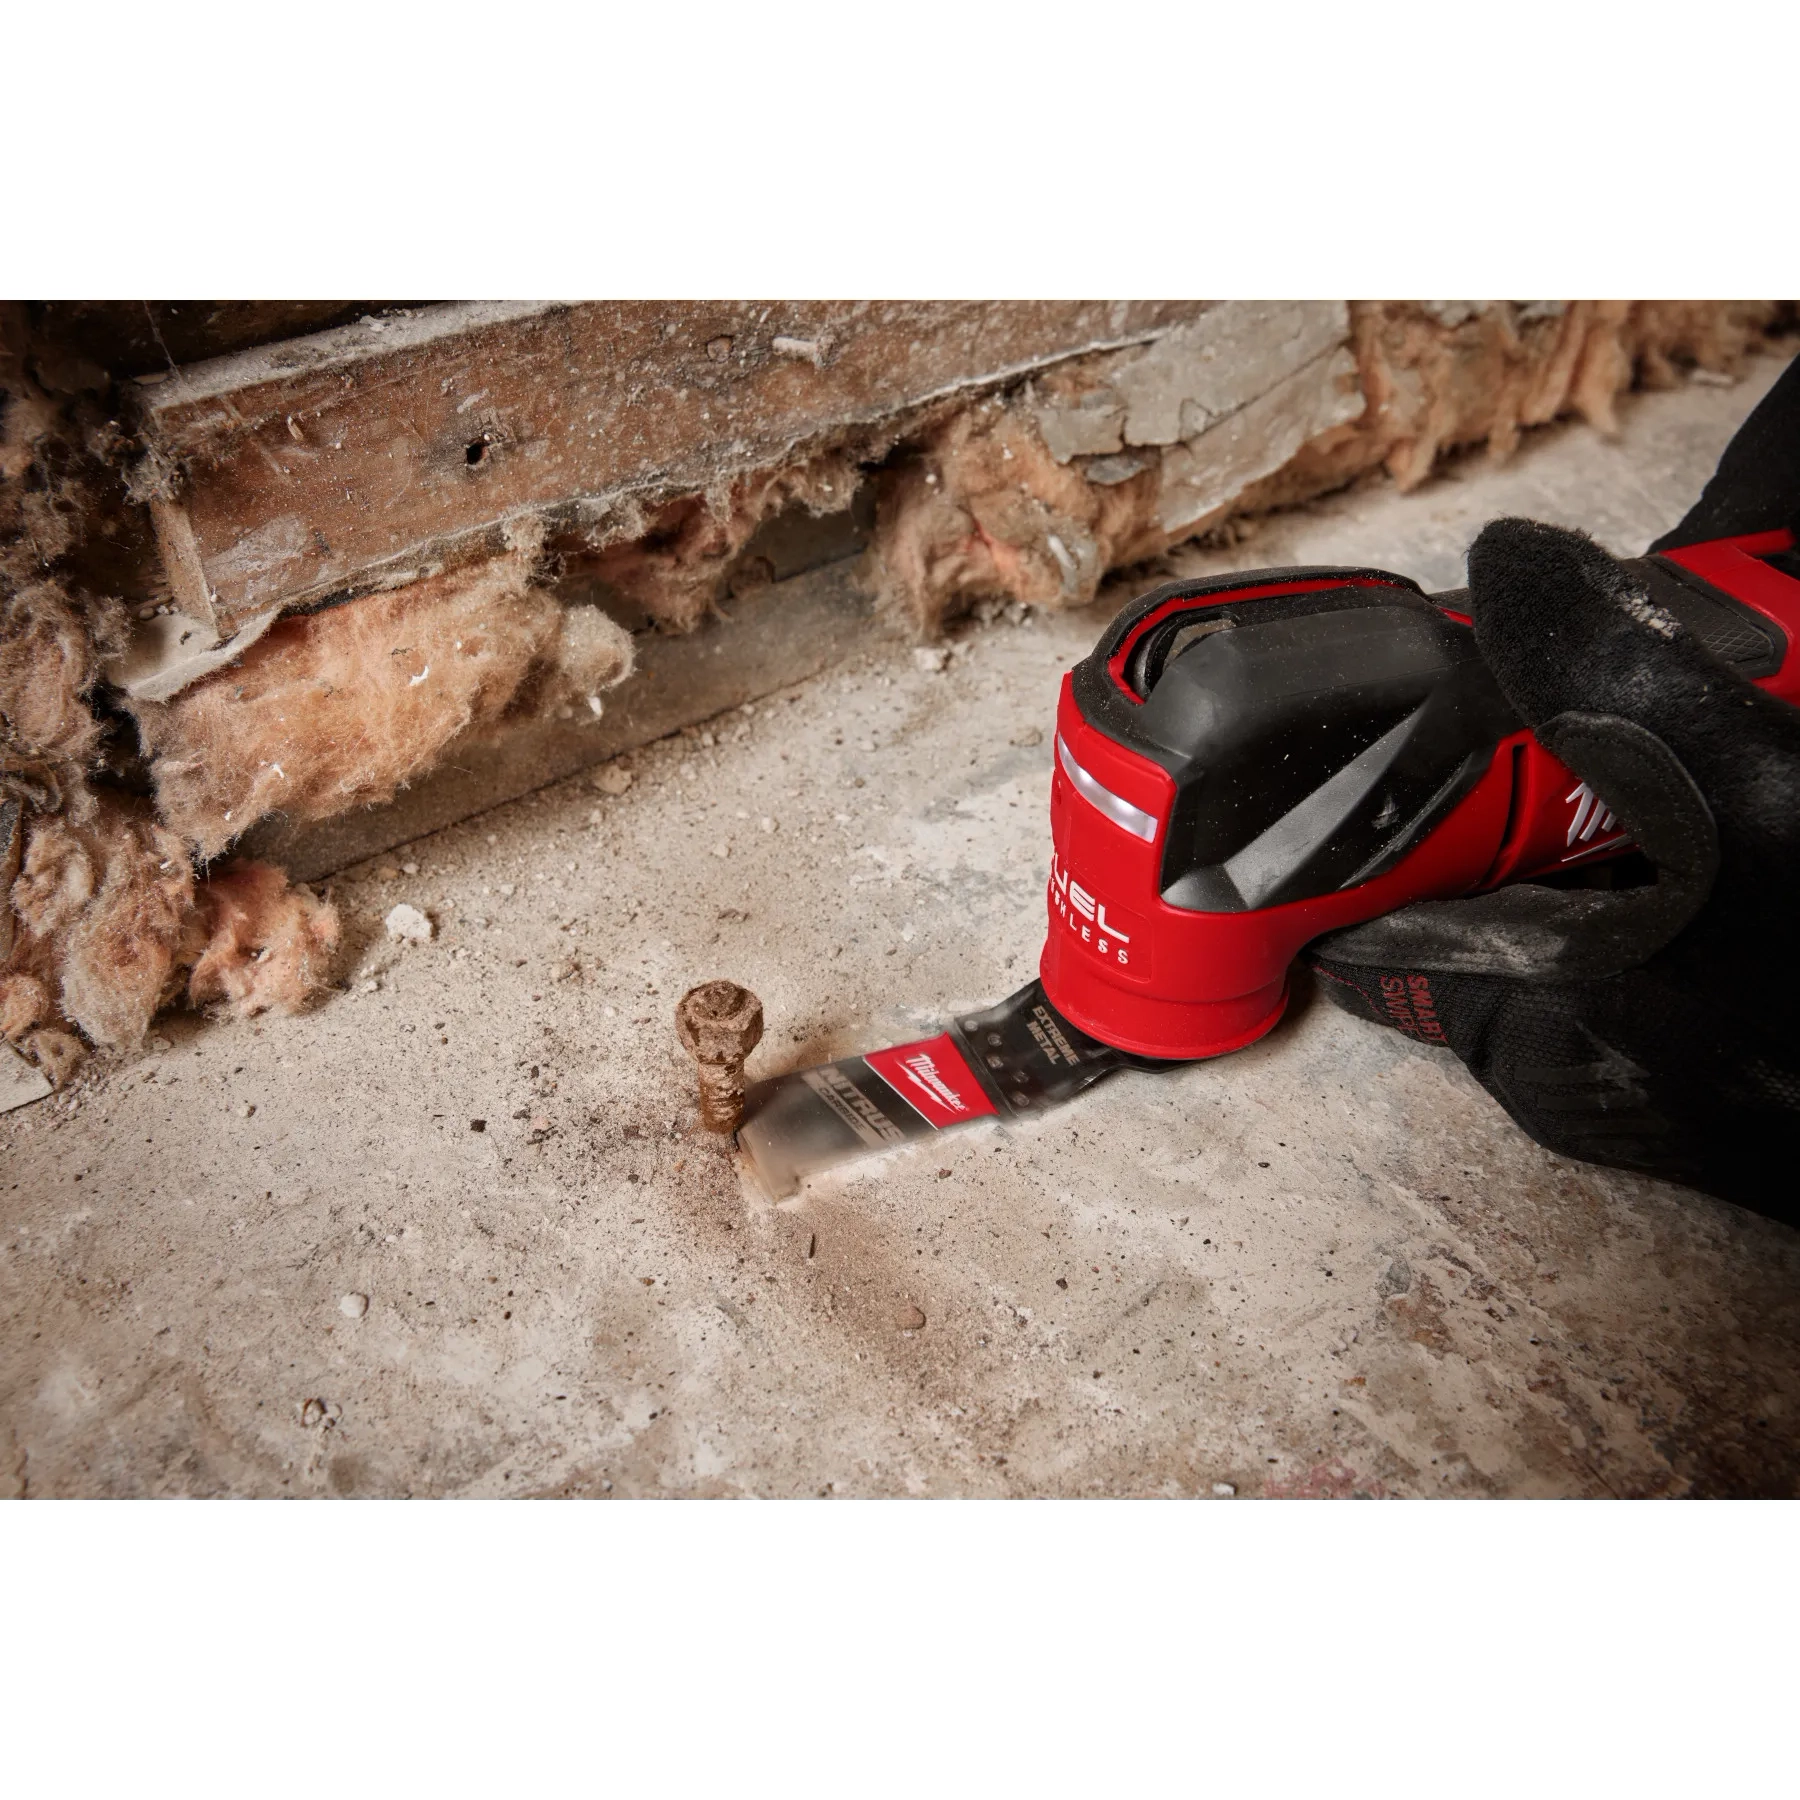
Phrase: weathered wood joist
[{"left": 130, "top": 300, "right": 1211, "bottom": 631}]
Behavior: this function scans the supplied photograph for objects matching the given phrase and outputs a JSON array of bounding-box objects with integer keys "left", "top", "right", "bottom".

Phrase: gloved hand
[{"left": 1307, "top": 358, "right": 1800, "bottom": 1217}]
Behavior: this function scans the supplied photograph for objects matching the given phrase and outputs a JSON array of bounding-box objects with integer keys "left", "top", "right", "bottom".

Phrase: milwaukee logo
[
  {"left": 896, "top": 1050, "right": 971, "bottom": 1115},
  {"left": 864, "top": 1035, "right": 998, "bottom": 1131},
  {"left": 1563, "top": 780, "right": 1627, "bottom": 862},
  {"left": 1049, "top": 852, "right": 1136, "bottom": 968}
]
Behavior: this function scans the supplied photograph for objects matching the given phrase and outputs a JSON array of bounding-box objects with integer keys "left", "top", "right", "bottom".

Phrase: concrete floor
[{"left": 6, "top": 355, "right": 1798, "bottom": 1499}]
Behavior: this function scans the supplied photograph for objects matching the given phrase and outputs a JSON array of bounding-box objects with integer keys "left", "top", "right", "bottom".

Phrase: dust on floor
[{"left": 3, "top": 362, "right": 1797, "bottom": 1499}]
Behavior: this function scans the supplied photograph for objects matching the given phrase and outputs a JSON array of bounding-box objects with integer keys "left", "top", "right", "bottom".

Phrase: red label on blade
[{"left": 863, "top": 1034, "right": 998, "bottom": 1130}]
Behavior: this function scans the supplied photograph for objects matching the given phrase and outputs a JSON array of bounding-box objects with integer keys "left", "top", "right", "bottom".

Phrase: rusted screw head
[
  {"left": 675, "top": 981, "right": 763, "bottom": 1064},
  {"left": 675, "top": 981, "right": 764, "bottom": 1132}
]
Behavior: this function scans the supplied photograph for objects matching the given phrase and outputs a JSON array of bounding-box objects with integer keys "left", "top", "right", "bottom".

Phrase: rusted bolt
[{"left": 674, "top": 980, "right": 764, "bottom": 1133}]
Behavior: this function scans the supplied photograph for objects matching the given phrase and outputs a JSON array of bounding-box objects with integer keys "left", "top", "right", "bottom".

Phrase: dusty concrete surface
[{"left": 4, "top": 358, "right": 1797, "bottom": 1499}]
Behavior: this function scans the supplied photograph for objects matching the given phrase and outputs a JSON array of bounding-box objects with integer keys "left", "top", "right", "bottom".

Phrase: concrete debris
[
  {"left": 104, "top": 606, "right": 282, "bottom": 704},
  {"left": 590, "top": 765, "right": 633, "bottom": 796},
  {"left": 0, "top": 1039, "right": 52, "bottom": 1113},
  {"left": 1154, "top": 345, "right": 1364, "bottom": 534},
  {"left": 771, "top": 335, "right": 827, "bottom": 366},
  {"left": 384, "top": 903, "right": 433, "bottom": 945},
  {"left": 912, "top": 646, "right": 951, "bottom": 674},
  {"left": 1033, "top": 301, "right": 1349, "bottom": 454},
  {"left": 895, "top": 1305, "right": 927, "bottom": 1331},
  {"left": 338, "top": 1293, "right": 369, "bottom": 1319},
  {"left": 1081, "top": 452, "right": 1148, "bottom": 486},
  {"left": 1211, "top": 1483, "right": 1237, "bottom": 1498},
  {"left": 674, "top": 979, "right": 764, "bottom": 1133},
  {"left": 1031, "top": 387, "right": 1126, "bottom": 463}
]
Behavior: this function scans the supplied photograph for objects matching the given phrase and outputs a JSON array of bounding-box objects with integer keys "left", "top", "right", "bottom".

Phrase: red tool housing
[{"left": 1040, "top": 531, "right": 1800, "bottom": 1061}]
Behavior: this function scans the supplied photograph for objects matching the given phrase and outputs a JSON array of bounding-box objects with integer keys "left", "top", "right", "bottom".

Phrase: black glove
[{"left": 1307, "top": 358, "right": 1800, "bottom": 1219}]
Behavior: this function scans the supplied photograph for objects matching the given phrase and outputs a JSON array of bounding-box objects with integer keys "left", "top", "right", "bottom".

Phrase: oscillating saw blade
[{"left": 735, "top": 980, "right": 1177, "bottom": 1198}]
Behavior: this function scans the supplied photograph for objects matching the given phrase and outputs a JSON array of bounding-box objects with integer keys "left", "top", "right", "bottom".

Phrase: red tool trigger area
[
  {"left": 1660, "top": 528, "right": 1800, "bottom": 705},
  {"left": 863, "top": 1034, "right": 998, "bottom": 1130}
]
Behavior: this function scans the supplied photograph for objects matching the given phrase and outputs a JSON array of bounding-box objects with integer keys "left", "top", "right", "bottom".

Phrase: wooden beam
[{"left": 130, "top": 301, "right": 1212, "bottom": 629}]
